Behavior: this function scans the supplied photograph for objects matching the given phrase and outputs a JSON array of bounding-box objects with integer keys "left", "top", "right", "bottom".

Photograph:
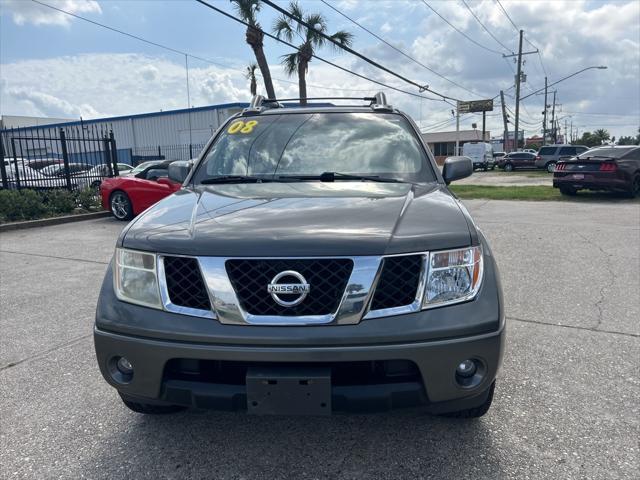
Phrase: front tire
[
  {"left": 119, "top": 393, "right": 186, "bottom": 414},
  {"left": 110, "top": 190, "right": 133, "bottom": 221},
  {"left": 440, "top": 382, "right": 495, "bottom": 418},
  {"left": 546, "top": 162, "right": 557, "bottom": 173},
  {"left": 504, "top": 163, "right": 514, "bottom": 172}
]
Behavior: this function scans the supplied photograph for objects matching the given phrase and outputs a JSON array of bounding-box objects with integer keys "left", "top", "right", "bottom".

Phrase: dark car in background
[
  {"left": 553, "top": 146, "right": 640, "bottom": 197},
  {"left": 535, "top": 145, "right": 589, "bottom": 172},
  {"left": 498, "top": 152, "right": 537, "bottom": 171}
]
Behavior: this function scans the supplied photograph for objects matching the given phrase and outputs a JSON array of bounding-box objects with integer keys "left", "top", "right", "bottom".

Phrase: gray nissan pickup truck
[{"left": 94, "top": 93, "right": 505, "bottom": 418}]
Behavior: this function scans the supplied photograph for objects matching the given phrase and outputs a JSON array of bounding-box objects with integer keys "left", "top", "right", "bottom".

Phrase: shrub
[
  {"left": 74, "top": 188, "right": 102, "bottom": 210},
  {"left": 43, "top": 189, "right": 76, "bottom": 214},
  {"left": 0, "top": 189, "right": 50, "bottom": 221}
]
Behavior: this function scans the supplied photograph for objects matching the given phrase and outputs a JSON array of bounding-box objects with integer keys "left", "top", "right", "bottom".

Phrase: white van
[{"left": 462, "top": 142, "right": 495, "bottom": 171}]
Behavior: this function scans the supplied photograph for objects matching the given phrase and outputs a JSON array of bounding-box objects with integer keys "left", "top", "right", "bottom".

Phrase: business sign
[{"left": 457, "top": 99, "right": 494, "bottom": 113}]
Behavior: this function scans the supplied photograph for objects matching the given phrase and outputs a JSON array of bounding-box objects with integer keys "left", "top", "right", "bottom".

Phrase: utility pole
[
  {"left": 542, "top": 76, "right": 548, "bottom": 146},
  {"left": 500, "top": 90, "right": 509, "bottom": 152},
  {"left": 455, "top": 106, "right": 460, "bottom": 155},
  {"left": 503, "top": 30, "right": 537, "bottom": 152},
  {"left": 564, "top": 118, "right": 568, "bottom": 144},
  {"left": 482, "top": 111, "right": 486, "bottom": 142},
  {"left": 514, "top": 29, "right": 524, "bottom": 151},
  {"left": 570, "top": 119, "right": 573, "bottom": 143},
  {"left": 550, "top": 91, "right": 557, "bottom": 144}
]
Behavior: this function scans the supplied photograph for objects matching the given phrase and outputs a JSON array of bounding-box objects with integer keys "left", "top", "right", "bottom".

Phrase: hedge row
[{"left": 0, "top": 188, "right": 102, "bottom": 223}]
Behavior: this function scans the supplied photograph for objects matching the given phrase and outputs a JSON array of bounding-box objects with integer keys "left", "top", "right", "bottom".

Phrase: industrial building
[{"left": 1, "top": 103, "right": 248, "bottom": 164}]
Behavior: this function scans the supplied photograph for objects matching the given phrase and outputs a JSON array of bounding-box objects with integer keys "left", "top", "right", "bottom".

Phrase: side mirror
[
  {"left": 443, "top": 156, "right": 473, "bottom": 185},
  {"left": 168, "top": 160, "right": 193, "bottom": 184}
]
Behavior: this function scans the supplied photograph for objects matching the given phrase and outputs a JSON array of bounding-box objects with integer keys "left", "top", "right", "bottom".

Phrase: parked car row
[
  {"left": 493, "top": 145, "right": 590, "bottom": 173},
  {"left": 2, "top": 158, "right": 134, "bottom": 190}
]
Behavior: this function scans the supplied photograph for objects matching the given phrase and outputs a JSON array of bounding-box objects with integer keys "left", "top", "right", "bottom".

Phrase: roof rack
[{"left": 241, "top": 92, "right": 393, "bottom": 115}]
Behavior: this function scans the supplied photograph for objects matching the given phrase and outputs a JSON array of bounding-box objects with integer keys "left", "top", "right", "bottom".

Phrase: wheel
[
  {"left": 490, "top": 164, "right": 496, "bottom": 170},
  {"left": 546, "top": 162, "right": 557, "bottom": 173},
  {"left": 504, "top": 163, "right": 514, "bottom": 172},
  {"left": 625, "top": 174, "right": 640, "bottom": 198},
  {"left": 483, "top": 163, "right": 488, "bottom": 171},
  {"left": 110, "top": 190, "right": 133, "bottom": 220},
  {"left": 91, "top": 180, "right": 101, "bottom": 189},
  {"left": 119, "top": 393, "right": 185, "bottom": 414},
  {"left": 441, "top": 382, "right": 495, "bottom": 418},
  {"left": 559, "top": 186, "right": 577, "bottom": 196}
]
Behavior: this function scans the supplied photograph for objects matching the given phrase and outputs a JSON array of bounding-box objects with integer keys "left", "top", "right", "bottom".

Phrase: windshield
[
  {"left": 192, "top": 112, "right": 434, "bottom": 184},
  {"left": 580, "top": 147, "right": 636, "bottom": 159},
  {"left": 130, "top": 161, "right": 157, "bottom": 175}
]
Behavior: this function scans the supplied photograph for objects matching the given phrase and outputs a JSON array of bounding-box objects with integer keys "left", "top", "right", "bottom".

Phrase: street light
[{"left": 521, "top": 66, "right": 607, "bottom": 101}]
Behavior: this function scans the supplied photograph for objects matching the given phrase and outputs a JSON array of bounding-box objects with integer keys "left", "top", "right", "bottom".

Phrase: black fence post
[
  {"left": 0, "top": 135, "right": 8, "bottom": 189},
  {"left": 10, "top": 137, "right": 21, "bottom": 190},
  {"left": 189, "top": 144, "right": 193, "bottom": 159},
  {"left": 59, "top": 129, "right": 72, "bottom": 191},
  {"left": 158, "top": 145, "right": 161, "bottom": 158},
  {"left": 103, "top": 135, "right": 113, "bottom": 177},
  {"left": 109, "top": 130, "right": 118, "bottom": 176}
]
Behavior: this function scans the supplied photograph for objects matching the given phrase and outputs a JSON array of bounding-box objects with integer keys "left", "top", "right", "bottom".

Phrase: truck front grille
[
  {"left": 163, "top": 256, "right": 211, "bottom": 311},
  {"left": 370, "top": 255, "right": 423, "bottom": 310},
  {"left": 226, "top": 258, "right": 353, "bottom": 316}
]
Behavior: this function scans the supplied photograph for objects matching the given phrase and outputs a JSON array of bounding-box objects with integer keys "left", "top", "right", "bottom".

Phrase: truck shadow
[{"left": 84, "top": 407, "right": 505, "bottom": 479}]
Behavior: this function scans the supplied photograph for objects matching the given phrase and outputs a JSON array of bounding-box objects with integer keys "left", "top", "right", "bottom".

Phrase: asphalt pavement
[{"left": 1, "top": 199, "right": 639, "bottom": 479}]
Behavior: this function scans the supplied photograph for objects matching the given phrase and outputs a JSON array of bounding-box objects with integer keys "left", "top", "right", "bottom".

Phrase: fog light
[
  {"left": 456, "top": 359, "right": 477, "bottom": 378},
  {"left": 116, "top": 357, "right": 133, "bottom": 375}
]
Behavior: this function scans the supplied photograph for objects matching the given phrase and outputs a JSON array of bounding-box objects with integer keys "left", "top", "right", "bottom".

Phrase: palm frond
[
  {"left": 281, "top": 52, "right": 299, "bottom": 77},
  {"left": 329, "top": 30, "right": 354, "bottom": 49},
  {"left": 245, "top": 63, "right": 258, "bottom": 79},
  {"left": 273, "top": 15, "right": 294, "bottom": 42},
  {"left": 288, "top": 1, "right": 306, "bottom": 36},
  {"left": 304, "top": 12, "right": 328, "bottom": 45},
  {"left": 230, "top": 0, "right": 260, "bottom": 26}
]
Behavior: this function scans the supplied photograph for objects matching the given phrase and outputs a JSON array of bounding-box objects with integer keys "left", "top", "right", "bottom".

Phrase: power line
[
  {"left": 420, "top": 1, "right": 503, "bottom": 55},
  {"left": 462, "top": 0, "right": 514, "bottom": 54},
  {"left": 495, "top": 0, "right": 518, "bottom": 32},
  {"left": 29, "top": 0, "right": 378, "bottom": 94},
  {"left": 195, "top": 0, "right": 453, "bottom": 104},
  {"left": 494, "top": 0, "right": 549, "bottom": 78},
  {"left": 259, "top": 0, "right": 459, "bottom": 102},
  {"left": 320, "top": 0, "right": 482, "bottom": 98}
]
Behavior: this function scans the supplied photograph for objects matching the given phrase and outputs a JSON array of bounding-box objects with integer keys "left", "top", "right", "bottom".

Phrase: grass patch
[{"left": 450, "top": 185, "right": 639, "bottom": 202}]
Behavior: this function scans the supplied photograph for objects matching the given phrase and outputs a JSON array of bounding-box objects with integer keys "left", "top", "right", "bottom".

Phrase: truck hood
[{"left": 120, "top": 182, "right": 473, "bottom": 257}]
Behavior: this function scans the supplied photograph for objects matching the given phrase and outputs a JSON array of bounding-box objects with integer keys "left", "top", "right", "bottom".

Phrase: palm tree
[
  {"left": 593, "top": 128, "right": 611, "bottom": 145},
  {"left": 273, "top": 1, "right": 353, "bottom": 105},
  {"left": 245, "top": 63, "right": 258, "bottom": 96},
  {"left": 230, "top": 0, "right": 276, "bottom": 99}
]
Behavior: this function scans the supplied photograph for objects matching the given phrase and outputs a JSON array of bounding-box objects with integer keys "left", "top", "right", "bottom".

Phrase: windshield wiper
[
  {"left": 278, "top": 172, "right": 405, "bottom": 183},
  {"left": 201, "top": 175, "right": 276, "bottom": 184}
]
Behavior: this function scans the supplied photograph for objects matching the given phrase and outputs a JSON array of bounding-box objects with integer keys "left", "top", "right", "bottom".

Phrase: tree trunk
[
  {"left": 298, "top": 59, "right": 307, "bottom": 105},
  {"left": 246, "top": 26, "right": 276, "bottom": 99},
  {"left": 250, "top": 77, "right": 257, "bottom": 96}
]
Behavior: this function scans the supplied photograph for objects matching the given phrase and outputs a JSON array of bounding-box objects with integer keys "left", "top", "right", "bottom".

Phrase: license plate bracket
[
  {"left": 246, "top": 367, "right": 331, "bottom": 415},
  {"left": 572, "top": 173, "right": 585, "bottom": 180}
]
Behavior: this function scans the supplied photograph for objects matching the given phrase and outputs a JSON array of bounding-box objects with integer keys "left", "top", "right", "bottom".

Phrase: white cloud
[
  {"left": 1, "top": 0, "right": 101, "bottom": 27},
  {"left": 380, "top": 22, "right": 392, "bottom": 34}
]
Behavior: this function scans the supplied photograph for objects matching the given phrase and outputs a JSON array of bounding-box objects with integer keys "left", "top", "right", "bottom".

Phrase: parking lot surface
[{"left": 1, "top": 199, "right": 639, "bottom": 479}]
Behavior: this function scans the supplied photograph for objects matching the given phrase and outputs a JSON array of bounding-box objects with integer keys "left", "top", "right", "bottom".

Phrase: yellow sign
[{"left": 227, "top": 120, "right": 258, "bottom": 134}]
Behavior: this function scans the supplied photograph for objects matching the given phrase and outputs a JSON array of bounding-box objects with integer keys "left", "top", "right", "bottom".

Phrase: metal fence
[
  {"left": 131, "top": 143, "right": 207, "bottom": 165},
  {"left": 1, "top": 124, "right": 119, "bottom": 191}
]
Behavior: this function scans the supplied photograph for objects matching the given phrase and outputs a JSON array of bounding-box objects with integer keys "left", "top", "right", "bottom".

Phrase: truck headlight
[
  {"left": 423, "top": 246, "right": 483, "bottom": 308},
  {"left": 114, "top": 248, "right": 162, "bottom": 308}
]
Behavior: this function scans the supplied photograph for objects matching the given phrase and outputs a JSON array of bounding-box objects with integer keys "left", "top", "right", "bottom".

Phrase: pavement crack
[
  {"left": 0, "top": 250, "right": 109, "bottom": 266},
  {"left": 0, "top": 333, "right": 93, "bottom": 372},
  {"left": 507, "top": 316, "right": 638, "bottom": 338},
  {"left": 574, "top": 231, "right": 616, "bottom": 330}
]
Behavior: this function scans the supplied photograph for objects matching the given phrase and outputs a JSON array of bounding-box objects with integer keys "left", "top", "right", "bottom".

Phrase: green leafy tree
[
  {"left": 245, "top": 63, "right": 258, "bottom": 96},
  {"left": 574, "top": 131, "right": 600, "bottom": 147},
  {"left": 273, "top": 1, "right": 353, "bottom": 104},
  {"left": 231, "top": 0, "right": 276, "bottom": 99},
  {"left": 593, "top": 128, "right": 611, "bottom": 145}
]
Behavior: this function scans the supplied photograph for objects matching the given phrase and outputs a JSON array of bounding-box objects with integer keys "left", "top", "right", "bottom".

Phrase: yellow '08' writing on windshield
[{"left": 227, "top": 120, "right": 258, "bottom": 134}]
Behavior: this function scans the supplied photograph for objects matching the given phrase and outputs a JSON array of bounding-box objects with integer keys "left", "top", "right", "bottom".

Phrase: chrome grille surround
[{"left": 157, "top": 253, "right": 430, "bottom": 325}]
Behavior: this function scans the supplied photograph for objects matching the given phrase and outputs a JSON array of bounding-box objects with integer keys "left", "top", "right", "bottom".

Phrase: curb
[{"left": 0, "top": 211, "right": 111, "bottom": 233}]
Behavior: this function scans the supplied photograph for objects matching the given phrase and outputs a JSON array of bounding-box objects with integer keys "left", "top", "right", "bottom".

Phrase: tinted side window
[
  {"left": 559, "top": 147, "right": 575, "bottom": 155},
  {"left": 539, "top": 147, "right": 556, "bottom": 155}
]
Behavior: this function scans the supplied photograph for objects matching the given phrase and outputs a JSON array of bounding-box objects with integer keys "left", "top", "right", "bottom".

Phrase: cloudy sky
[{"left": 1, "top": 0, "right": 639, "bottom": 139}]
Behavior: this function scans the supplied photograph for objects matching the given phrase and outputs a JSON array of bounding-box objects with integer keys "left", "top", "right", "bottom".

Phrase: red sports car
[{"left": 100, "top": 160, "right": 182, "bottom": 220}]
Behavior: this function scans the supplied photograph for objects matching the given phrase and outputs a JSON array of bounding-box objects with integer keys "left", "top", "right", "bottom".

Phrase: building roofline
[{"left": 0, "top": 102, "right": 250, "bottom": 133}]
